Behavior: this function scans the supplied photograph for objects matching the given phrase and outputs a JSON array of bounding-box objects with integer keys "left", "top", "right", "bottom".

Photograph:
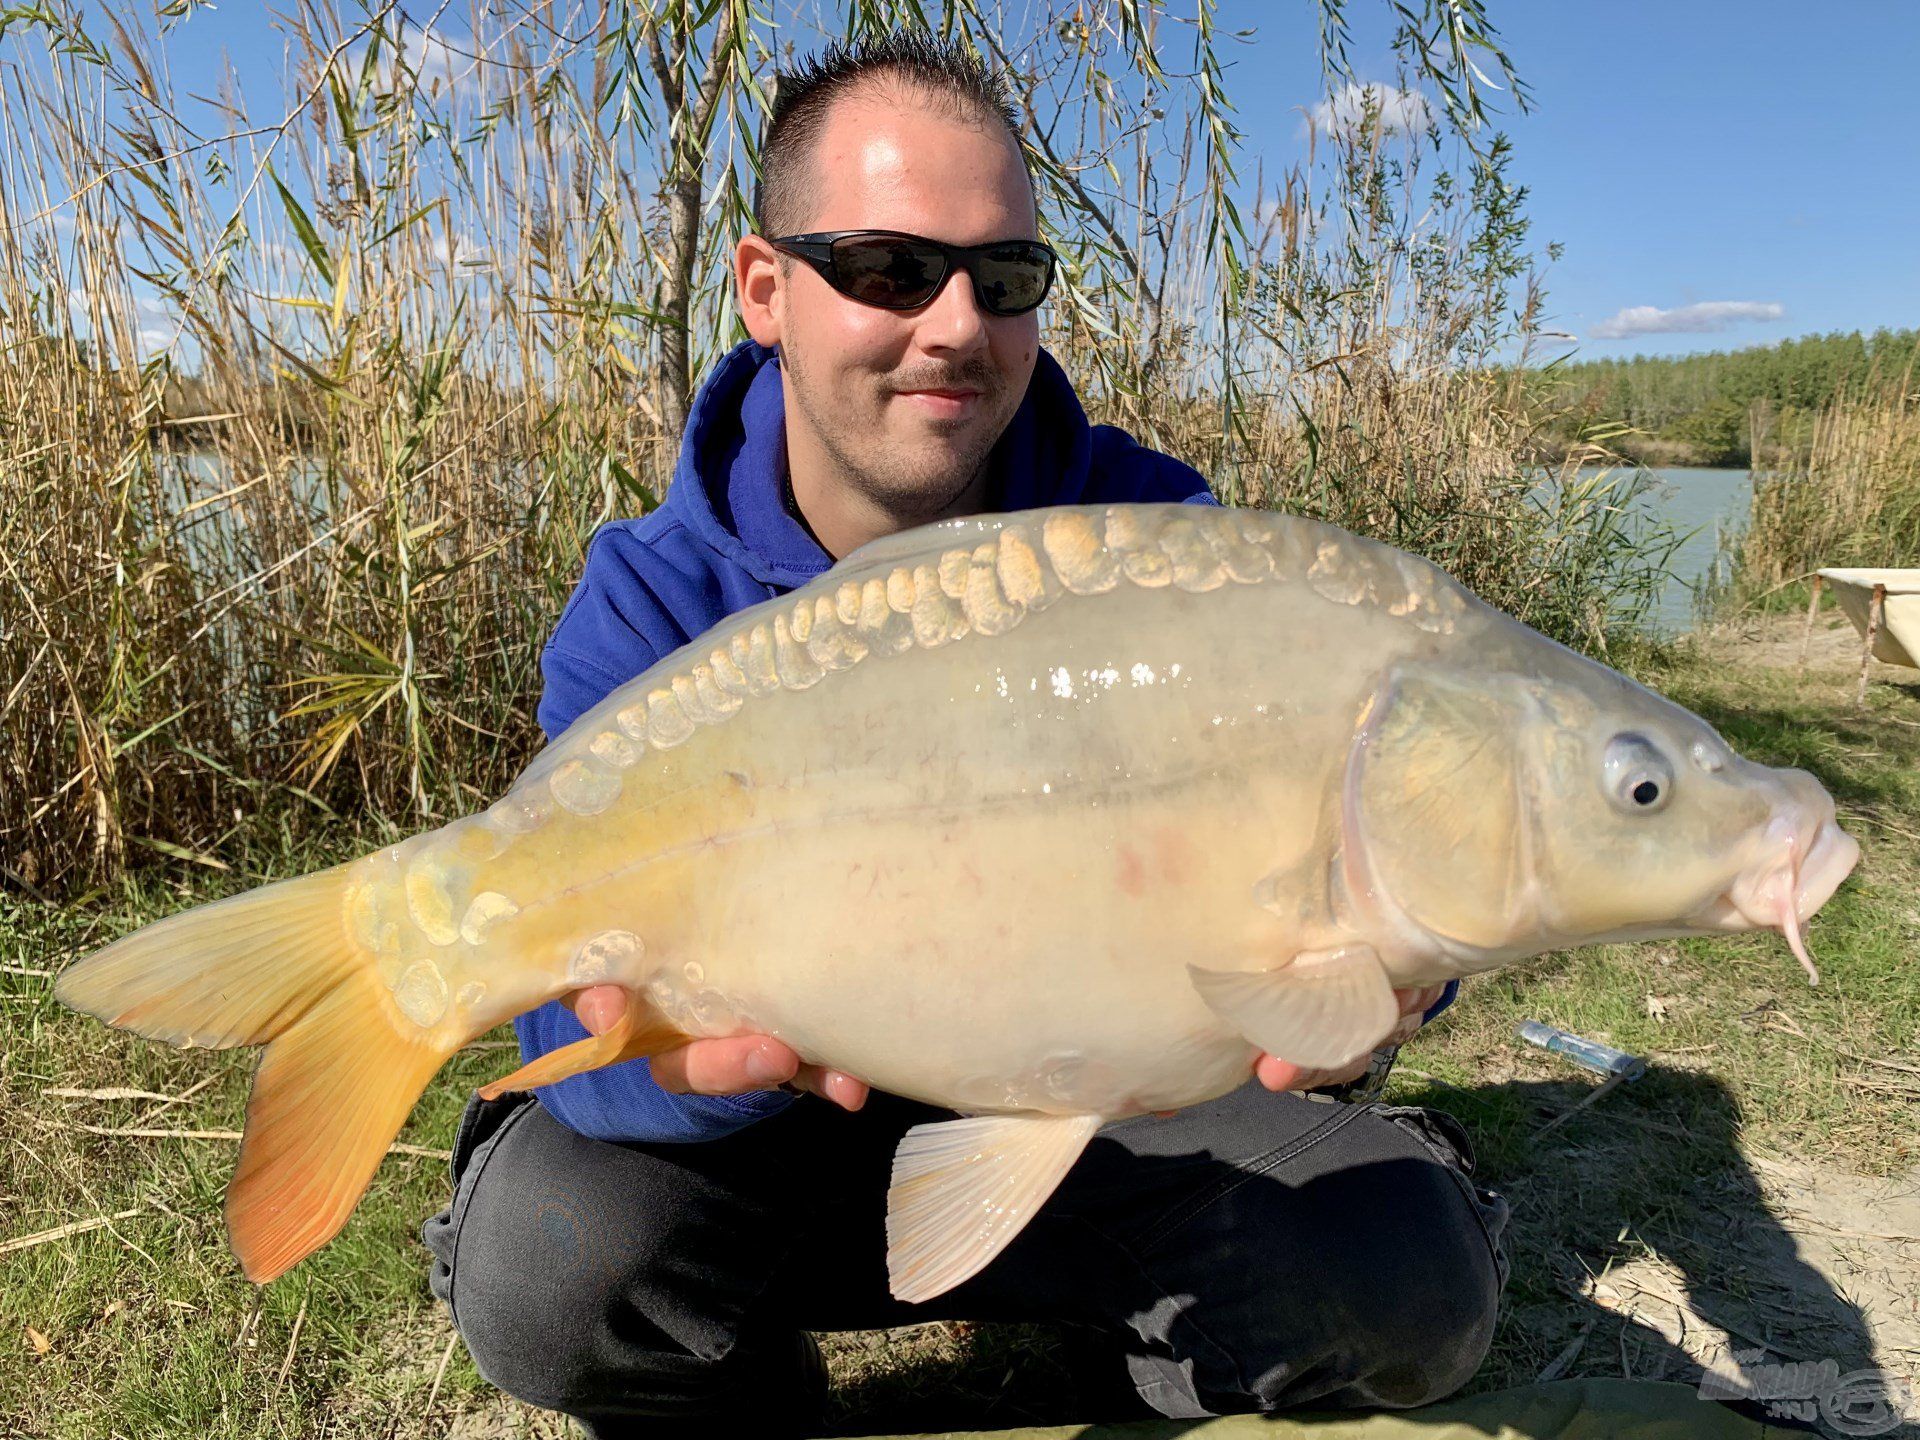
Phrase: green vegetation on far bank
[{"left": 1532, "top": 326, "right": 1919, "bottom": 468}]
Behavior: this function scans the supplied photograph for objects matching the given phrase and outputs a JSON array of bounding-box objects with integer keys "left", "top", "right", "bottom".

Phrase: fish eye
[{"left": 1603, "top": 733, "right": 1674, "bottom": 815}]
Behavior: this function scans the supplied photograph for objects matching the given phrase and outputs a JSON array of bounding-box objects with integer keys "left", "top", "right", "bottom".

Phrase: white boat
[{"left": 1817, "top": 568, "right": 1920, "bottom": 669}]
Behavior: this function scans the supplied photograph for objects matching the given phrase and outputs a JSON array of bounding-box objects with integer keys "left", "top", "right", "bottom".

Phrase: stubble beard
[{"left": 781, "top": 334, "right": 1005, "bottom": 528}]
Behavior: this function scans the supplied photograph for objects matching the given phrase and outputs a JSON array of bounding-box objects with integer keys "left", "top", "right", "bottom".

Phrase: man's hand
[
  {"left": 563, "top": 984, "right": 870, "bottom": 1112},
  {"left": 566, "top": 977, "right": 1442, "bottom": 1118},
  {"left": 1252, "top": 984, "right": 1448, "bottom": 1094}
]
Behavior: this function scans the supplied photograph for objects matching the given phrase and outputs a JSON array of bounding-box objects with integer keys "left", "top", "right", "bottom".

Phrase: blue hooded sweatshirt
[{"left": 515, "top": 338, "right": 1450, "bottom": 1142}]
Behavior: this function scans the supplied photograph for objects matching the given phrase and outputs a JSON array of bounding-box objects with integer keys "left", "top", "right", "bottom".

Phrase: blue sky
[
  {"left": 1217, "top": 0, "right": 1920, "bottom": 359},
  {"left": 30, "top": 2, "right": 1919, "bottom": 363}
]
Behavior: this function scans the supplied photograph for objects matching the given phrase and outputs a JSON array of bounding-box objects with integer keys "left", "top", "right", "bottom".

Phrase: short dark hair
[{"left": 753, "top": 31, "right": 1031, "bottom": 239}]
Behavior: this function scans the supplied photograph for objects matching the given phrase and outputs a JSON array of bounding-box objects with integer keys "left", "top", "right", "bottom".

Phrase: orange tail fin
[{"left": 55, "top": 866, "right": 454, "bottom": 1282}]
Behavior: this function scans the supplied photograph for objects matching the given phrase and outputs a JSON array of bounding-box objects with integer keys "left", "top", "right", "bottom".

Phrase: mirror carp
[{"left": 56, "top": 503, "right": 1859, "bottom": 1302}]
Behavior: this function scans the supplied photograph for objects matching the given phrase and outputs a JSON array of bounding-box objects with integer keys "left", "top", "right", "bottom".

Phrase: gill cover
[{"left": 1350, "top": 663, "right": 1539, "bottom": 955}]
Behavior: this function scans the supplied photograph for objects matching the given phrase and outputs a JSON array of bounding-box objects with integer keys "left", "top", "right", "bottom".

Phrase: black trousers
[{"left": 423, "top": 1079, "right": 1508, "bottom": 1433}]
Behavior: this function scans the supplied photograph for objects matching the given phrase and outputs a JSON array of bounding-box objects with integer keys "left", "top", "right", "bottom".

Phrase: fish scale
[{"left": 54, "top": 502, "right": 1858, "bottom": 1303}]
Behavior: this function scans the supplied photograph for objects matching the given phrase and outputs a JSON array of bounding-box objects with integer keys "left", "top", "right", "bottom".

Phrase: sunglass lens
[
  {"left": 975, "top": 242, "right": 1053, "bottom": 315},
  {"left": 832, "top": 236, "right": 944, "bottom": 308}
]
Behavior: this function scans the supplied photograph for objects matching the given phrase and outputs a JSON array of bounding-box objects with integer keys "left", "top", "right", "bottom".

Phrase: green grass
[
  {"left": 4, "top": 635, "right": 1916, "bottom": 1436},
  {"left": 1, "top": 830, "right": 516, "bottom": 1438}
]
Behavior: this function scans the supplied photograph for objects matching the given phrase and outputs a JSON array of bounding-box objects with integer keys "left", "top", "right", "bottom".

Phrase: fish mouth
[
  {"left": 1697, "top": 812, "right": 1859, "bottom": 985},
  {"left": 1794, "top": 820, "right": 1861, "bottom": 921}
]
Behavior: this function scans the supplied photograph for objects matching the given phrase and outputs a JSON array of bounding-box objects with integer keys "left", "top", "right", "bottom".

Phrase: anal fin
[
  {"left": 478, "top": 996, "right": 689, "bottom": 1100},
  {"left": 1188, "top": 944, "right": 1397, "bottom": 1070},
  {"left": 886, "top": 1112, "right": 1103, "bottom": 1304}
]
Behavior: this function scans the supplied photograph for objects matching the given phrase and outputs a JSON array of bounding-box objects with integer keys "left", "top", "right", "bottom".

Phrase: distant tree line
[{"left": 1532, "top": 327, "right": 1919, "bottom": 467}]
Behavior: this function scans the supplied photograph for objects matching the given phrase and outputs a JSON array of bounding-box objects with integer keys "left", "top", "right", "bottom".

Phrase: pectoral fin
[
  {"left": 886, "top": 1112, "right": 1104, "bottom": 1303},
  {"left": 477, "top": 998, "right": 689, "bottom": 1100},
  {"left": 1188, "top": 945, "right": 1397, "bottom": 1070}
]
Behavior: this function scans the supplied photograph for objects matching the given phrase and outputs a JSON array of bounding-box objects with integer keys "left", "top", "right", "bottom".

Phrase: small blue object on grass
[{"left": 1518, "top": 1021, "right": 1648, "bottom": 1081}]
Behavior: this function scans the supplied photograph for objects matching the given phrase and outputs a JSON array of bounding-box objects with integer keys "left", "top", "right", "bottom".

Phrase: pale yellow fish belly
[{"left": 685, "top": 799, "right": 1282, "bottom": 1117}]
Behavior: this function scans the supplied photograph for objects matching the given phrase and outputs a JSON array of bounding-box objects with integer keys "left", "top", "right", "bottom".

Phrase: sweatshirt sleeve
[{"left": 512, "top": 528, "right": 797, "bottom": 1144}]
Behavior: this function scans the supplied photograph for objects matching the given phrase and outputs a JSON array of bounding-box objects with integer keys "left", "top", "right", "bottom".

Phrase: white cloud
[
  {"left": 65, "top": 287, "right": 177, "bottom": 325},
  {"left": 1252, "top": 194, "right": 1296, "bottom": 233},
  {"left": 62, "top": 288, "right": 182, "bottom": 356},
  {"left": 1309, "top": 83, "right": 1433, "bottom": 141},
  {"left": 402, "top": 27, "right": 475, "bottom": 93},
  {"left": 1590, "top": 300, "right": 1784, "bottom": 340},
  {"left": 355, "top": 23, "right": 484, "bottom": 97}
]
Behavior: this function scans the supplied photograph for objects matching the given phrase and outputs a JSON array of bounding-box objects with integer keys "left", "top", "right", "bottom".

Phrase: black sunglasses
[{"left": 768, "top": 229, "right": 1057, "bottom": 317}]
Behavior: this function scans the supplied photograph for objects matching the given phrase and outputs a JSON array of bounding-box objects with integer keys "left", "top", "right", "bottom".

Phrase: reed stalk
[{"left": 1731, "top": 377, "right": 1920, "bottom": 598}]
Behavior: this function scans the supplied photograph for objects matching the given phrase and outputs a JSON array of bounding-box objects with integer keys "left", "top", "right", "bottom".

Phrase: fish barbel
[{"left": 56, "top": 503, "right": 1859, "bottom": 1301}]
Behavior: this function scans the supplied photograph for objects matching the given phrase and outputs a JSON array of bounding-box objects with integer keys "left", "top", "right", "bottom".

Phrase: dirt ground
[
  {"left": 1521, "top": 1143, "right": 1920, "bottom": 1403},
  {"left": 1698, "top": 605, "right": 1917, "bottom": 682}
]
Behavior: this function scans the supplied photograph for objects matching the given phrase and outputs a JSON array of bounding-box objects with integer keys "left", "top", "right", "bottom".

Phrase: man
[{"left": 424, "top": 32, "right": 1506, "bottom": 1438}]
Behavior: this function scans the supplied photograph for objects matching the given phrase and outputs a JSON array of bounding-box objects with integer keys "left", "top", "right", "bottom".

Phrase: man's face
[{"left": 765, "top": 93, "right": 1041, "bottom": 519}]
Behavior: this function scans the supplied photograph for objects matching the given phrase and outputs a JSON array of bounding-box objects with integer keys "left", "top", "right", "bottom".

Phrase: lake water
[{"left": 1608, "top": 466, "right": 1753, "bottom": 635}]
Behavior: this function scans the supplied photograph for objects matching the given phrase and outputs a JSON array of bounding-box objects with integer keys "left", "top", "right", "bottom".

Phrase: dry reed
[{"left": 1733, "top": 379, "right": 1920, "bottom": 597}]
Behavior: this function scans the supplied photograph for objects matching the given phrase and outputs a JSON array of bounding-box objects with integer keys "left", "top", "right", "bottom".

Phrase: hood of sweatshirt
[{"left": 660, "top": 338, "right": 1104, "bottom": 590}]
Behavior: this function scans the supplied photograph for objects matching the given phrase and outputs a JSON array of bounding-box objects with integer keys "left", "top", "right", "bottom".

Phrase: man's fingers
[
  {"left": 651, "top": 1035, "right": 800, "bottom": 1096},
  {"left": 1399, "top": 984, "right": 1448, "bottom": 1019},
  {"left": 794, "top": 1064, "right": 869, "bottom": 1112},
  {"left": 563, "top": 983, "right": 631, "bottom": 1036},
  {"left": 1383, "top": 984, "right": 1448, "bottom": 1046},
  {"left": 1255, "top": 1054, "right": 1306, "bottom": 1092},
  {"left": 646, "top": 1037, "right": 870, "bottom": 1111},
  {"left": 1251, "top": 984, "right": 1446, "bottom": 1093},
  {"left": 1254, "top": 1052, "right": 1367, "bottom": 1093}
]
